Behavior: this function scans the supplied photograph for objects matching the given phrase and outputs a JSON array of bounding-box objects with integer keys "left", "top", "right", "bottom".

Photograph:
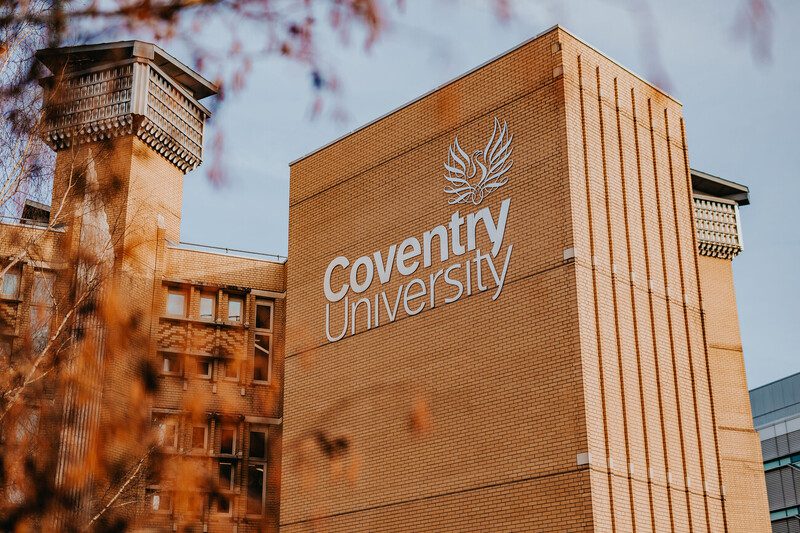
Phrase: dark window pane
[
  {"left": 196, "top": 358, "right": 211, "bottom": 377},
  {"left": 220, "top": 427, "right": 235, "bottom": 454},
  {"left": 253, "top": 335, "right": 270, "bottom": 382},
  {"left": 218, "top": 494, "right": 230, "bottom": 514},
  {"left": 219, "top": 462, "right": 233, "bottom": 490},
  {"left": 255, "top": 303, "right": 271, "bottom": 330},
  {"left": 162, "top": 354, "right": 181, "bottom": 374},
  {"left": 247, "top": 464, "right": 265, "bottom": 515},
  {"left": 253, "top": 354, "right": 269, "bottom": 381},
  {"left": 250, "top": 431, "right": 266, "bottom": 459}
]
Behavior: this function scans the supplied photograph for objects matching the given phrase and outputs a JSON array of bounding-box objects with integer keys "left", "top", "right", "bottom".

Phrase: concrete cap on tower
[{"left": 36, "top": 41, "right": 218, "bottom": 173}]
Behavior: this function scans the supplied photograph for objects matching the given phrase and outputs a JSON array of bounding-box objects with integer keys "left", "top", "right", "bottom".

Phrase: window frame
[
  {"left": 146, "top": 487, "right": 173, "bottom": 514},
  {"left": 1, "top": 267, "right": 20, "bottom": 299},
  {"left": 177, "top": 491, "right": 207, "bottom": 520},
  {"left": 30, "top": 270, "right": 55, "bottom": 306},
  {"left": 194, "top": 356, "right": 212, "bottom": 380},
  {"left": 215, "top": 460, "right": 235, "bottom": 516},
  {"left": 227, "top": 295, "right": 244, "bottom": 323},
  {"left": 29, "top": 270, "right": 55, "bottom": 354},
  {"left": 160, "top": 352, "right": 183, "bottom": 376},
  {"left": 248, "top": 428, "right": 268, "bottom": 460},
  {"left": 219, "top": 424, "right": 237, "bottom": 455},
  {"left": 199, "top": 292, "right": 216, "bottom": 321},
  {"left": 252, "top": 333, "right": 272, "bottom": 384},
  {"left": 222, "top": 359, "right": 240, "bottom": 382},
  {"left": 246, "top": 423, "right": 268, "bottom": 517},
  {"left": 165, "top": 287, "right": 187, "bottom": 317},
  {"left": 0, "top": 337, "right": 12, "bottom": 364},
  {"left": 191, "top": 425, "right": 208, "bottom": 451},
  {"left": 152, "top": 413, "right": 179, "bottom": 451},
  {"left": 254, "top": 299, "right": 273, "bottom": 332}
]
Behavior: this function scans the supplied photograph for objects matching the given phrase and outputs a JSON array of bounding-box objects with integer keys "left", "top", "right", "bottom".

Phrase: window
[
  {"left": 253, "top": 334, "right": 271, "bottom": 383},
  {"left": 216, "top": 461, "right": 234, "bottom": 514},
  {"left": 0, "top": 338, "right": 11, "bottom": 363},
  {"left": 31, "top": 271, "right": 55, "bottom": 306},
  {"left": 222, "top": 359, "right": 240, "bottom": 381},
  {"left": 228, "top": 296, "right": 243, "bottom": 322},
  {"left": 30, "top": 308, "right": 50, "bottom": 354},
  {"left": 199, "top": 293, "right": 216, "bottom": 320},
  {"left": 255, "top": 300, "right": 272, "bottom": 331},
  {"left": 195, "top": 357, "right": 212, "bottom": 379},
  {"left": 161, "top": 353, "right": 182, "bottom": 375},
  {"left": 191, "top": 426, "right": 207, "bottom": 450},
  {"left": 249, "top": 429, "right": 267, "bottom": 460},
  {"left": 177, "top": 492, "right": 206, "bottom": 518},
  {"left": 14, "top": 408, "right": 39, "bottom": 445},
  {"left": 220, "top": 425, "right": 236, "bottom": 455},
  {"left": 166, "top": 288, "right": 186, "bottom": 317},
  {"left": 218, "top": 461, "right": 234, "bottom": 490},
  {"left": 246, "top": 464, "right": 266, "bottom": 515},
  {"left": 1, "top": 268, "right": 20, "bottom": 298},
  {"left": 246, "top": 424, "right": 267, "bottom": 516},
  {"left": 30, "top": 271, "right": 54, "bottom": 354},
  {"left": 153, "top": 414, "right": 178, "bottom": 450},
  {"left": 146, "top": 488, "right": 172, "bottom": 513}
]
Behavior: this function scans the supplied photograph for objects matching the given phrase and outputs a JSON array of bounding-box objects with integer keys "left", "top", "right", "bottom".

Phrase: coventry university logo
[{"left": 444, "top": 117, "right": 513, "bottom": 205}]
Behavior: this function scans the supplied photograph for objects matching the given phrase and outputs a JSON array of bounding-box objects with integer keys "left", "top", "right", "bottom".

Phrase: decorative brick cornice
[
  {"left": 694, "top": 194, "right": 743, "bottom": 260},
  {"left": 41, "top": 61, "right": 209, "bottom": 173}
]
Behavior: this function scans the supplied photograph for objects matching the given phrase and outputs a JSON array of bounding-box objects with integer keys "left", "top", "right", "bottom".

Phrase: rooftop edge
[
  {"left": 290, "top": 24, "right": 680, "bottom": 166},
  {"left": 36, "top": 40, "right": 218, "bottom": 100}
]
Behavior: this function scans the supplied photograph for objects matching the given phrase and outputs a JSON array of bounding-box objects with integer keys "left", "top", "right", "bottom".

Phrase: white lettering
[
  {"left": 429, "top": 269, "right": 443, "bottom": 308},
  {"left": 422, "top": 225, "right": 448, "bottom": 267},
  {"left": 381, "top": 286, "right": 404, "bottom": 322},
  {"left": 488, "top": 244, "right": 513, "bottom": 301},
  {"left": 351, "top": 297, "right": 371, "bottom": 334},
  {"left": 374, "top": 245, "right": 397, "bottom": 284},
  {"left": 486, "top": 198, "right": 511, "bottom": 257},
  {"left": 403, "top": 278, "right": 426, "bottom": 316},
  {"left": 443, "top": 264, "right": 464, "bottom": 303},
  {"left": 321, "top": 197, "right": 514, "bottom": 342},
  {"left": 397, "top": 237, "right": 421, "bottom": 276},
  {"left": 325, "top": 299, "right": 348, "bottom": 342},
  {"left": 474, "top": 249, "right": 490, "bottom": 292},
  {"left": 324, "top": 256, "right": 350, "bottom": 302},
  {"left": 350, "top": 256, "right": 374, "bottom": 294}
]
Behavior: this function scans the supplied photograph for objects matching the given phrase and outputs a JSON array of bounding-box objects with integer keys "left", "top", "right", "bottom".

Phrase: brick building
[
  {"left": 280, "top": 26, "right": 770, "bottom": 532},
  {"left": 1, "top": 42, "right": 284, "bottom": 531},
  {"left": 0, "top": 25, "right": 772, "bottom": 532},
  {"left": 751, "top": 372, "right": 800, "bottom": 532}
]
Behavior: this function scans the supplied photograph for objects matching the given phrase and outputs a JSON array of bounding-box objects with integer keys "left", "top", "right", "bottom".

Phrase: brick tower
[
  {"left": 0, "top": 41, "right": 284, "bottom": 530},
  {"left": 279, "top": 26, "right": 770, "bottom": 532},
  {"left": 35, "top": 41, "right": 219, "bottom": 526}
]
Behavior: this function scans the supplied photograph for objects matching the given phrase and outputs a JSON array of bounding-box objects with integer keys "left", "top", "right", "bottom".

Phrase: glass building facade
[{"left": 752, "top": 372, "right": 800, "bottom": 532}]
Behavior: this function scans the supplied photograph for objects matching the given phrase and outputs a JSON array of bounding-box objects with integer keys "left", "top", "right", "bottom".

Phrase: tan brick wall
[
  {"left": 698, "top": 255, "right": 771, "bottom": 532},
  {"left": 281, "top": 26, "right": 769, "bottom": 532},
  {"left": 1, "top": 132, "right": 286, "bottom": 530},
  {"left": 283, "top": 27, "right": 586, "bottom": 531}
]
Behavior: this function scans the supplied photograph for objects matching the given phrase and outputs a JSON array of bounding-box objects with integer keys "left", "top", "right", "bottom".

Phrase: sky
[{"left": 163, "top": 0, "right": 799, "bottom": 388}]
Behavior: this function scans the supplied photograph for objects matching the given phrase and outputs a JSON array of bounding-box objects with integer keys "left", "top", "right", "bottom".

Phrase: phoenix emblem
[{"left": 443, "top": 117, "right": 513, "bottom": 205}]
